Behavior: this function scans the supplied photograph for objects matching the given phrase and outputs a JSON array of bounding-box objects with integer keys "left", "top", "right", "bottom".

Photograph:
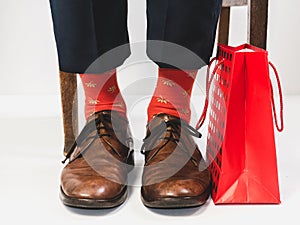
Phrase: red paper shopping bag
[{"left": 197, "top": 44, "right": 284, "bottom": 204}]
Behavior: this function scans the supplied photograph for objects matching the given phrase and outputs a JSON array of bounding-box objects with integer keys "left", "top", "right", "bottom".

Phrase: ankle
[
  {"left": 147, "top": 68, "right": 197, "bottom": 123},
  {"left": 80, "top": 69, "right": 127, "bottom": 119}
]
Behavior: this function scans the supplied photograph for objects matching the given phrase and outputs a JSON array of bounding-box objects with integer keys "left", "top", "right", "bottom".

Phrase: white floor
[{"left": 0, "top": 95, "right": 299, "bottom": 225}]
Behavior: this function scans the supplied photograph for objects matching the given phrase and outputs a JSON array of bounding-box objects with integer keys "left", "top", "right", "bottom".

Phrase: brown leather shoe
[
  {"left": 141, "top": 114, "right": 211, "bottom": 208},
  {"left": 60, "top": 110, "right": 134, "bottom": 209}
]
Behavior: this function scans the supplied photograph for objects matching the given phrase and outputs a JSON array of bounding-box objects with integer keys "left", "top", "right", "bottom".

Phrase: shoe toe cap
[
  {"left": 143, "top": 178, "right": 209, "bottom": 200},
  {"left": 62, "top": 177, "right": 125, "bottom": 200}
]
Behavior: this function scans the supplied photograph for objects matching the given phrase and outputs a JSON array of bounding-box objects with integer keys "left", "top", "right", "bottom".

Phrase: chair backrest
[
  {"left": 219, "top": 0, "right": 268, "bottom": 49},
  {"left": 222, "top": 0, "right": 247, "bottom": 7}
]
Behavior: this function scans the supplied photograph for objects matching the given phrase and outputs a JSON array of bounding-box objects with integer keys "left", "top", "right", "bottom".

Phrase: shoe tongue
[
  {"left": 146, "top": 114, "right": 183, "bottom": 141},
  {"left": 155, "top": 113, "right": 179, "bottom": 121},
  {"left": 148, "top": 114, "right": 181, "bottom": 129},
  {"left": 147, "top": 114, "right": 167, "bottom": 131}
]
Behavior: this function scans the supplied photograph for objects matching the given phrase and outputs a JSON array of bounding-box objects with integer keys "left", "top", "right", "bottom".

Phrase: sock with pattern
[
  {"left": 147, "top": 68, "right": 197, "bottom": 123},
  {"left": 80, "top": 69, "right": 126, "bottom": 119}
]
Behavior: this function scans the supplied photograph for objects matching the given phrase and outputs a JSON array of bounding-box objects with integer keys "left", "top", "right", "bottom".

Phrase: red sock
[
  {"left": 147, "top": 68, "right": 197, "bottom": 123},
  {"left": 80, "top": 69, "right": 126, "bottom": 119}
]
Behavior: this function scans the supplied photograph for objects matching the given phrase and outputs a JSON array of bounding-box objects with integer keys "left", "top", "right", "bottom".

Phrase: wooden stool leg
[
  {"left": 218, "top": 7, "right": 231, "bottom": 45},
  {"left": 59, "top": 71, "right": 78, "bottom": 156},
  {"left": 248, "top": 0, "right": 269, "bottom": 49}
]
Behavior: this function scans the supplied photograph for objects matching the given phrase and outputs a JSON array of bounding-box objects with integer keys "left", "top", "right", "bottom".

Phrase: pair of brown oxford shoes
[{"left": 60, "top": 110, "right": 211, "bottom": 209}]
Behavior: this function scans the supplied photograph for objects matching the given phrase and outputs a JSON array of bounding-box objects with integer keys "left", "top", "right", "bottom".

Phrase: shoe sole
[
  {"left": 141, "top": 186, "right": 211, "bottom": 209},
  {"left": 60, "top": 186, "right": 128, "bottom": 209}
]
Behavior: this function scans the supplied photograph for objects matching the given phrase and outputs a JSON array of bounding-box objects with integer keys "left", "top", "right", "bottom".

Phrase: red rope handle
[
  {"left": 196, "top": 58, "right": 224, "bottom": 130},
  {"left": 196, "top": 58, "right": 284, "bottom": 133},
  {"left": 269, "top": 62, "right": 284, "bottom": 132}
]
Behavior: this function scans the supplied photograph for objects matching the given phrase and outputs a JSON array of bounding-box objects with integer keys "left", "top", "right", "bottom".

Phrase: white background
[{"left": 0, "top": 1, "right": 300, "bottom": 225}]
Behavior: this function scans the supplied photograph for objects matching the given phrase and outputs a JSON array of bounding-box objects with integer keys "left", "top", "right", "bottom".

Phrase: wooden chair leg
[
  {"left": 218, "top": 7, "right": 231, "bottom": 45},
  {"left": 248, "top": 0, "right": 269, "bottom": 49},
  {"left": 59, "top": 71, "right": 78, "bottom": 156}
]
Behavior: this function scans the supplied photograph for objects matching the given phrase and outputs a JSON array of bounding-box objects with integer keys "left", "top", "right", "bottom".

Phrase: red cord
[
  {"left": 196, "top": 59, "right": 284, "bottom": 133},
  {"left": 196, "top": 58, "right": 224, "bottom": 130},
  {"left": 269, "top": 62, "right": 284, "bottom": 132}
]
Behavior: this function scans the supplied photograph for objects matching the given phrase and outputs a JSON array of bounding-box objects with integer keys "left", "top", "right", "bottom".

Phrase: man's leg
[
  {"left": 49, "top": 0, "right": 130, "bottom": 73},
  {"left": 146, "top": 0, "right": 222, "bottom": 69},
  {"left": 50, "top": 0, "right": 133, "bottom": 209},
  {"left": 146, "top": 0, "right": 222, "bottom": 122},
  {"left": 142, "top": 0, "right": 222, "bottom": 208}
]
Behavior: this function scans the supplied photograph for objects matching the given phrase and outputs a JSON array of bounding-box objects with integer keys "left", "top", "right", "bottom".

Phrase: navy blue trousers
[{"left": 50, "top": 0, "right": 222, "bottom": 73}]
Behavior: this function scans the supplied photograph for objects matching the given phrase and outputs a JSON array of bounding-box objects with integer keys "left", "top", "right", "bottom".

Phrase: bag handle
[
  {"left": 196, "top": 57, "right": 224, "bottom": 130},
  {"left": 269, "top": 62, "right": 284, "bottom": 132},
  {"left": 196, "top": 59, "right": 284, "bottom": 133}
]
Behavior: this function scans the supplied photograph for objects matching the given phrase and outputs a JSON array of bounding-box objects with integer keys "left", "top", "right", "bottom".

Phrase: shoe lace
[
  {"left": 140, "top": 117, "right": 202, "bottom": 166},
  {"left": 62, "top": 112, "right": 126, "bottom": 164}
]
